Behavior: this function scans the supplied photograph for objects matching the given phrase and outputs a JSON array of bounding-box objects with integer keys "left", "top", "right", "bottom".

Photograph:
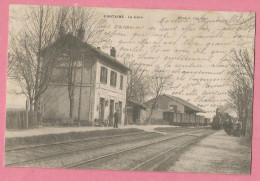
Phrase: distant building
[
  {"left": 41, "top": 34, "right": 131, "bottom": 126},
  {"left": 144, "top": 94, "right": 206, "bottom": 125}
]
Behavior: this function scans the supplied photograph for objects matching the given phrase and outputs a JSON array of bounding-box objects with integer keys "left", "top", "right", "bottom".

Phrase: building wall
[
  {"left": 145, "top": 95, "right": 208, "bottom": 125},
  {"left": 93, "top": 61, "right": 127, "bottom": 126},
  {"left": 140, "top": 109, "right": 147, "bottom": 124},
  {"left": 42, "top": 85, "right": 70, "bottom": 120},
  {"left": 42, "top": 56, "right": 96, "bottom": 122},
  {"left": 43, "top": 51, "right": 128, "bottom": 125},
  {"left": 146, "top": 109, "right": 171, "bottom": 125},
  {"left": 145, "top": 95, "right": 185, "bottom": 114},
  {"left": 146, "top": 109, "right": 163, "bottom": 120}
]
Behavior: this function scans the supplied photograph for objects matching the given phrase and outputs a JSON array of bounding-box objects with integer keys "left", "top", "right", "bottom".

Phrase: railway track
[
  {"left": 66, "top": 129, "right": 212, "bottom": 169},
  {"left": 130, "top": 131, "right": 213, "bottom": 171},
  {"left": 5, "top": 127, "right": 211, "bottom": 168},
  {"left": 5, "top": 126, "right": 195, "bottom": 151},
  {"left": 5, "top": 131, "right": 160, "bottom": 166},
  {"left": 5, "top": 131, "right": 148, "bottom": 151}
]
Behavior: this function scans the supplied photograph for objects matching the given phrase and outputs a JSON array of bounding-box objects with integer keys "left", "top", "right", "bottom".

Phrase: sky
[{"left": 7, "top": 5, "right": 255, "bottom": 118}]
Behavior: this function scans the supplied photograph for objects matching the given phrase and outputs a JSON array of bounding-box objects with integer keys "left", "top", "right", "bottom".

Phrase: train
[
  {"left": 211, "top": 108, "right": 236, "bottom": 130},
  {"left": 162, "top": 111, "right": 210, "bottom": 126},
  {"left": 211, "top": 114, "right": 223, "bottom": 130}
]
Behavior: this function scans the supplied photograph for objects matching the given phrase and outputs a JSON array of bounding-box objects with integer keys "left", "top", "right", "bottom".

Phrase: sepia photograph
[{"left": 4, "top": 4, "right": 255, "bottom": 174}]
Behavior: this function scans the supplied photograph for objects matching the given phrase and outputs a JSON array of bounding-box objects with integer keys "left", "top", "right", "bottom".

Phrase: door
[
  {"left": 118, "top": 101, "right": 122, "bottom": 124},
  {"left": 109, "top": 100, "right": 114, "bottom": 126},
  {"left": 133, "top": 105, "right": 139, "bottom": 123},
  {"left": 99, "top": 98, "right": 105, "bottom": 121},
  {"left": 163, "top": 112, "right": 174, "bottom": 124}
]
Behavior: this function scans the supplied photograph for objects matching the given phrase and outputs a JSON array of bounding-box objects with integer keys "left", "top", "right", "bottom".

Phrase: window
[
  {"left": 110, "top": 71, "right": 117, "bottom": 87},
  {"left": 169, "top": 104, "right": 177, "bottom": 112},
  {"left": 120, "top": 75, "right": 123, "bottom": 90},
  {"left": 100, "top": 66, "right": 107, "bottom": 84}
]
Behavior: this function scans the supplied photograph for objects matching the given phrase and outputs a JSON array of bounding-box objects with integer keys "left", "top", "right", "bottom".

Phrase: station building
[
  {"left": 144, "top": 94, "right": 206, "bottom": 125},
  {"left": 41, "top": 33, "right": 131, "bottom": 126}
]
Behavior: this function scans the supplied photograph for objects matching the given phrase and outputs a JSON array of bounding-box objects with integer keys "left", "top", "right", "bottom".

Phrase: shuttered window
[
  {"left": 110, "top": 71, "right": 117, "bottom": 87},
  {"left": 100, "top": 66, "right": 107, "bottom": 84},
  {"left": 120, "top": 75, "right": 123, "bottom": 90}
]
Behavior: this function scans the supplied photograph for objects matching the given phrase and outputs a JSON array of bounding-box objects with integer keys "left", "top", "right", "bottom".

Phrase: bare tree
[
  {"left": 58, "top": 6, "right": 107, "bottom": 45},
  {"left": 7, "top": 53, "right": 16, "bottom": 77},
  {"left": 125, "top": 61, "right": 150, "bottom": 103},
  {"left": 123, "top": 61, "right": 150, "bottom": 125},
  {"left": 8, "top": 6, "right": 110, "bottom": 126},
  {"left": 9, "top": 6, "right": 62, "bottom": 114},
  {"left": 226, "top": 48, "right": 254, "bottom": 136},
  {"left": 53, "top": 7, "right": 108, "bottom": 121},
  {"left": 147, "top": 67, "right": 172, "bottom": 124},
  {"left": 52, "top": 38, "right": 84, "bottom": 120}
]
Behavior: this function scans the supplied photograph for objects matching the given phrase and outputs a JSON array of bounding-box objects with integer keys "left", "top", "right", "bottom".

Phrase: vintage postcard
[{"left": 5, "top": 4, "right": 255, "bottom": 174}]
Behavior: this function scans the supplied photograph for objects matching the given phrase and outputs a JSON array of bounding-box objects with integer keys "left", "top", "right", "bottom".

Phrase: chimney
[
  {"left": 77, "top": 28, "right": 85, "bottom": 40},
  {"left": 110, "top": 47, "right": 116, "bottom": 58}
]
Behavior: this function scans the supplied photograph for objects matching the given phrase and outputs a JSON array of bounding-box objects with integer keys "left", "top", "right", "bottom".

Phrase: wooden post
[
  {"left": 195, "top": 113, "right": 197, "bottom": 126},
  {"left": 26, "top": 99, "right": 29, "bottom": 129}
]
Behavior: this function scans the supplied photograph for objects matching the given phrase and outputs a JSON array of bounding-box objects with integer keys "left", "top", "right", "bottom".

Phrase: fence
[{"left": 6, "top": 109, "right": 39, "bottom": 129}]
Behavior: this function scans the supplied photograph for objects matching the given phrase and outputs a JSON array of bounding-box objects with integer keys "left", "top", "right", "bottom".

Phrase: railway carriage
[{"left": 163, "top": 112, "right": 206, "bottom": 126}]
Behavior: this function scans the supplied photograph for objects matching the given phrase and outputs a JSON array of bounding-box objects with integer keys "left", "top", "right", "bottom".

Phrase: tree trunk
[
  {"left": 148, "top": 99, "right": 157, "bottom": 125},
  {"left": 246, "top": 109, "right": 252, "bottom": 138},
  {"left": 34, "top": 98, "right": 42, "bottom": 126},
  {"left": 29, "top": 99, "right": 33, "bottom": 114},
  {"left": 242, "top": 109, "right": 248, "bottom": 136},
  {"left": 148, "top": 108, "right": 154, "bottom": 125},
  {"left": 69, "top": 97, "right": 74, "bottom": 119},
  {"left": 34, "top": 99, "right": 38, "bottom": 113}
]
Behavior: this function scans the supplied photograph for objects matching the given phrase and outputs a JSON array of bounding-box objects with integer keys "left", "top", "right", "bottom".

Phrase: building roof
[
  {"left": 145, "top": 94, "right": 205, "bottom": 113},
  {"left": 163, "top": 94, "right": 205, "bottom": 113},
  {"left": 43, "top": 34, "right": 131, "bottom": 72},
  {"left": 127, "top": 100, "right": 147, "bottom": 109}
]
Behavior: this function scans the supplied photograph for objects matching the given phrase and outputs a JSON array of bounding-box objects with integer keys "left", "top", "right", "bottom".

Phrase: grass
[{"left": 239, "top": 136, "right": 252, "bottom": 148}]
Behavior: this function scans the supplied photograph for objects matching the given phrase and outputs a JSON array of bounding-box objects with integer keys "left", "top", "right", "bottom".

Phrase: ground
[
  {"left": 5, "top": 125, "right": 175, "bottom": 138},
  {"left": 168, "top": 130, "right": 251, "bottom": 174},
  {"left": 4, "top": 126, "right": 252, "bottom": 175}
]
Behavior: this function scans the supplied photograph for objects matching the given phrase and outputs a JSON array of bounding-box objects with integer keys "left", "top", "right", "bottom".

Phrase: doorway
[
  {"left": 163, "top": 111, "right": 174, "bottom": 124},
  {"left": 118, "top": 101, "right": 122, "bottom": 124},
  {"left": 109, "top": 100, "right": 114, "bottom": 126},
  {"left": 99, "top": 98, "right": 105, "bottom": 121}
]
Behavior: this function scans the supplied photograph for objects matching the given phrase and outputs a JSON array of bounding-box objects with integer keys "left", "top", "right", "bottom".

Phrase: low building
[
  {"left": 41, "top": 34, "right": 131, "bottom": 126},
  {"left": 126, "top": 101, "right": 147, "bottom": 125},
  {"left": 144, "top": 94, "right": 205, "bottom": 125}
]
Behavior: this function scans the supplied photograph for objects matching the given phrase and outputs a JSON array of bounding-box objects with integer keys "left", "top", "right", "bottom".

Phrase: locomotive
[
  {"left": 211, "top": 114, "right": 223, "bottom": 130},
  {"left": 211, "top": 107, "right": 238, "bottom": 132},
  {"left": 211, "top": 108, "right": 229, "bottom": 130}
]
